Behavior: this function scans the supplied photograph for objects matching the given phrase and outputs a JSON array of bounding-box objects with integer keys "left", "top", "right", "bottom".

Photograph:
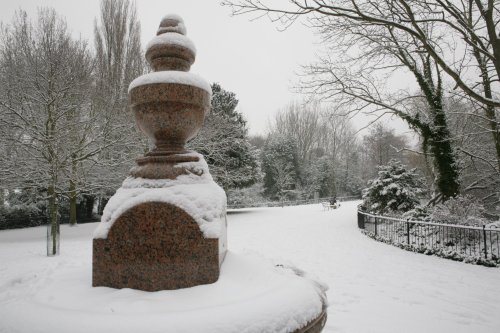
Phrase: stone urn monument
[
  {"left": 92, "top": 14, "right": 226, "bottom": 291},
  {"left": 91, "top": 14, "right": 327, "bottom": 333}
]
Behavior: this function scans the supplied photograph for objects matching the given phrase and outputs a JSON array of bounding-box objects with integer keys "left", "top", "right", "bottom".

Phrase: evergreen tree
[
  {"left": 362, "top": 160, "right": 425, "bottom": 214},
  {"left": 189, "top": 83, "right": 259, "bottom": 190}
]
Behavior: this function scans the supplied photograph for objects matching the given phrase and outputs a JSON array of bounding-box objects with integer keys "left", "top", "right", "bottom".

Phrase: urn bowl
[{"left": 128, "top": 75, "right": 211, "bottom": 152}]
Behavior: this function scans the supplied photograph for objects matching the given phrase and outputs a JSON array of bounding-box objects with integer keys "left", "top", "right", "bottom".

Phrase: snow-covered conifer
[
  {"left": 189, "top": 83, "right": 259, "bottom": 190},
  {"left": 362, "top": 159, "right": 425, "bottom": 214}
]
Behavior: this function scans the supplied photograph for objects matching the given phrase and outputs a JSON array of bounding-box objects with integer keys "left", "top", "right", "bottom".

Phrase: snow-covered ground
[{"left": 1, "top": 201, "right": 499, "bottom": 332}]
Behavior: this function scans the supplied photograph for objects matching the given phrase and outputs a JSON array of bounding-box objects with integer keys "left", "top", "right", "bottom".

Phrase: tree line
[{"left": 1, "top": 0, "right": 499, "bottom": 234}]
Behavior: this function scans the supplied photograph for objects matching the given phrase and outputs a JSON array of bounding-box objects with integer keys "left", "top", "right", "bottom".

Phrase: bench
[
  {"left": 322, "top": 202, "right": 341, "bottom": 210},
  {"left": 322, "top": 202, "right": 334, "bottom": 210}
]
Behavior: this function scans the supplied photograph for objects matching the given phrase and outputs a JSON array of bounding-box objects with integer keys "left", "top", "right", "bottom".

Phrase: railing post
[
  {"left": 374, "top": 217, "right": 378, "bottom": 237},
  {"left": 483, "top": 225, "right": 488, "bottom": 259},
  {"left": 357, "top": 211, "right": 365, "bottom": 229},
  {"left": 406, "top": 219, "right": 410, "bottom": 245}
]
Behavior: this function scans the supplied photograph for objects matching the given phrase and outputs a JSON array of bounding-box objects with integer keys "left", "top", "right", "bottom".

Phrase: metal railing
[
  {"left": 358, "top": 210, "right": 500, "bottom": 261},
  {"left": 228, "top": 195, "right": 361, "bottom": 209}
]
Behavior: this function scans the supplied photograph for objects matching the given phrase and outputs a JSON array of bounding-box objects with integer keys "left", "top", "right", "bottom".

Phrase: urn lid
[
  {"left": 157, "top": 14, "right": 187, "bottom": 35},
  {"left": 145, "top": 14, "right": 196, "bottom": 72}
]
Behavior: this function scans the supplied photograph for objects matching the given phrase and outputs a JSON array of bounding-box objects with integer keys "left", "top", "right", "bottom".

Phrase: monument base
[
  {"left": 93, "top": 154, "right": 228, "bottom": 291},
  {"left": 93, "top": 202, "right": 222, "bottom": 291}
]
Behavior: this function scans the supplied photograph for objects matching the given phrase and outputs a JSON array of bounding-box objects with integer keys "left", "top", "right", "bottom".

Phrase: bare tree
[
  {"left": 321, "top": 108, "right": 357, "bottom": 163},
  {"left": 94, "top": 0, "right": 143, "bottom": 103},
  {"left": 309, "top": 21, "right": 460, "bottom": 199},
  {"left": 269, "top": 101, "right": 363, "bottom": 196},
  {"left": 362, "top": 123, "right": 408, "bottom": 175},
  {"left": 271, "top": 101, "right": 357, "bottom": 163},
  {"left": 447, "top": 97, "right": 500, "bottom": 208},
  {"left": 273, "top": 101, "right": 323, "bottom": 162},
  {"left": 0, "top": 9, "right": 95, "bottom": 253},
  {"left": 91, "top": 0, "right": 147, "bottom": 211}
]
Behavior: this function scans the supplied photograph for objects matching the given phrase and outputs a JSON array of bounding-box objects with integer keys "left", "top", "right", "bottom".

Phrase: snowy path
[
  {"left": 0, "top": 201, "right": 499, "bottom": 332},
  {"left": 227, "top": 202, "right": 500, "bottom": 333}
]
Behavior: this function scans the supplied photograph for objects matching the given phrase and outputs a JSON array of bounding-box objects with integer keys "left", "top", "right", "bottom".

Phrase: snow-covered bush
[
  {"left": 0, "top": 202, "right": 47, "bottom": 230},
  {"left": 431, "top": 195, "right": 488, "bottom": 226},
  {"left": 403, "top": 205, "right": 431, "bottom": 222},
  {"left": 227, "top": 183, "right": 266, "bottom": 208},
  {"left": 361, "top": 159, "right": 425, "bottom": 214}
]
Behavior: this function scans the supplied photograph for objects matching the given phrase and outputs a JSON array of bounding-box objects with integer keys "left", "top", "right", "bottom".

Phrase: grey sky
[{"left": 0, "top": 0, "right": 321, "bottom": 136}]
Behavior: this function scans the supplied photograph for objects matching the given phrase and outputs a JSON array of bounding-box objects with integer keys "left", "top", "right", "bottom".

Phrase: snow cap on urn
[
  {"left": 157, "top": 14, "right": 187, "bottom": 35},
  {"left": 145, "top": 14, "right": 196, "bottom": 72}
]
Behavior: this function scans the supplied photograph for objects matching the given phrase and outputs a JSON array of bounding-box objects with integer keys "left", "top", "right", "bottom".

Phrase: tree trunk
[
  {"left": 98, "top": 197, "right": 109, "bottom": 215},
  {"left": 484, "top": 105, "right": 500, "bottom": 172},
  {"left": 471, "top": 38, "right": 500, "bottom": 172},
  {"left": 401, "top": 50, "right": 460, "bottom": 200},
  {"left": 47, "top": 185, "right": 59, "bottom": 256},
  {"left": 69, "top": 182, "right": 77, "bottom": 226},
  {"left": 84, "top": 195, "right": 95, "bottom": 219},
  {"left": 478, "top": 64, "right": 500, "bottom": 172},
  {"left": 69, "top": 159, "right": 77, "bottom": 226},
  {"left": 429, "top": 109, "right": 460, "bottom": 199}
]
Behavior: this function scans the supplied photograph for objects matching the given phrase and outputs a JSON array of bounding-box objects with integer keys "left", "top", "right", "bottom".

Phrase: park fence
[
  {"left": 357, "top": 209, "right": 500, "bottom": 264},
  {"left": 228, "top": 195, "right": 360, "bottom": 210}
]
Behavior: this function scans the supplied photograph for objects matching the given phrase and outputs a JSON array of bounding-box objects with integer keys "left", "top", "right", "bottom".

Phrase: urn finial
[
  {"left": 157, "top": 14, "right": 187, "bottom": 35},
  {"left": 145, "top": 14, "right": 196, "bottom": 72}
]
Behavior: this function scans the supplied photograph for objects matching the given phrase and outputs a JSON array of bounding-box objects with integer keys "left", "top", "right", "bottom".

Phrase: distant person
[{"left": 329, "top": 196, "right": 337, "bottom": 206}]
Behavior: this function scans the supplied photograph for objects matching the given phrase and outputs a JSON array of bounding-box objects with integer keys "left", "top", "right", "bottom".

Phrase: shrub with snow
[
  {"left": 361, "top": 159, "right": 425, "bottom": 214},
  {"left": 431, "top": 195, "right": 488, "bottom": 226},
  {"left": 0, "top": 202, "right": 47, "bottom": 230},
  {"left": 227, "top": 183, "right": 266, "bottom": 208},
  {"left": 403, "top": 205, "right": 431, "bottom": 222}
]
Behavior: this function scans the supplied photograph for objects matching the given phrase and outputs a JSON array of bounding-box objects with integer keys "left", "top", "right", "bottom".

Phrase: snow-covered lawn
[{"left": 1, "top": 201, "right": 499, "bottom": 333}]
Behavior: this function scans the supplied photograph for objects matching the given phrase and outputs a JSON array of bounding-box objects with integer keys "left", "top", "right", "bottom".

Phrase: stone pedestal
[
  {"left": 93, "top": 202, "right": 220, "bottom": 291},
  {"left": 92, "top": 14, "right": 225, "bottom": 291}
]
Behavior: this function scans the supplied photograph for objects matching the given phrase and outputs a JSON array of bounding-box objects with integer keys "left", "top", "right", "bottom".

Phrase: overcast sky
[{"left": 0, "top": 0, "right": 325, "bottom": 136}]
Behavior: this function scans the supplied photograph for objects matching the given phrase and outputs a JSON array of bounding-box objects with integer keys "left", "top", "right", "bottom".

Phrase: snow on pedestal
[
  {"left": 94, "top": 153, "right": 228, "bottom": 266},
  {"left": 92, "top": 157, "right": 227, "bottom": 290},
  {"left": 94, "top": 153, "right": 225, "bottom": 239}
]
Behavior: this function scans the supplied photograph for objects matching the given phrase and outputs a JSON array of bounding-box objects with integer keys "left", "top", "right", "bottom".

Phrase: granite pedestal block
[{"left": 93, "top": 202, "right": 220, "bottom": 291}]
